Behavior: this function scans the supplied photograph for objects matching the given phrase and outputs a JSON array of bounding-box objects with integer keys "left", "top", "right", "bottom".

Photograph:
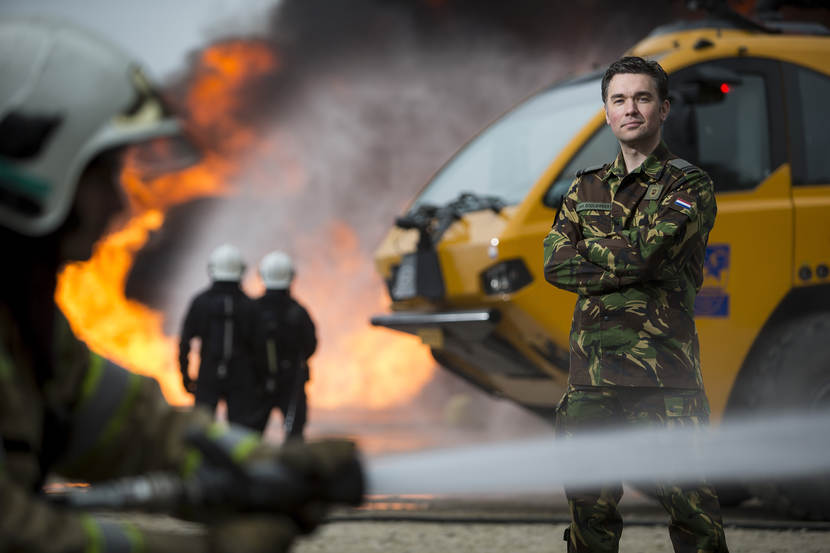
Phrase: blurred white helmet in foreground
[
  {"left": 208, "top": 244, "right": 246, "bottom": 282},
  {"left": 0, "top": 16, "right": 186, "bottom": 236},
  {"left": 259, "top": 251, "right": 294, "bottom": 289}
]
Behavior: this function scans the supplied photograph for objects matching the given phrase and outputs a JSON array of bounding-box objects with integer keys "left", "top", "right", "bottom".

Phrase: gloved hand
[
  {"left": 183, "top": 375, "right": 197, "bottom": 394},
  {"left": 259, "top": 437, "right": 363, "bottom": 533},
  {"left": 180, "top": 424, "right": 364, "bottom": 534},
  {"left": 56, "top": 427, "right": 362, "bottom": 553}
]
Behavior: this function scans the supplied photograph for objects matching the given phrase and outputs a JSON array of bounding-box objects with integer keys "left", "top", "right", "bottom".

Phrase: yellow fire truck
[{"left": 372, "top": 5, "right": 830, "bottom": 518}]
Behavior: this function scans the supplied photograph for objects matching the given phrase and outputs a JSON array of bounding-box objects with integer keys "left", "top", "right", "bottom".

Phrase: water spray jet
[{"left": 366, "top": 410, "right": 830, "bottom": 497}]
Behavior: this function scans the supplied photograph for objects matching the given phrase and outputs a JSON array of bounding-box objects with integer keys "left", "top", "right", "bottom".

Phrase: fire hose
[{"left": 48, "top": 435, "right": 365, "bottom": 518}]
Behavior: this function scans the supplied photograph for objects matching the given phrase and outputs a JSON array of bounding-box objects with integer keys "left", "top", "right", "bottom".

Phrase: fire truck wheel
[{"left": 735, "top": 311, "right": 830, "bottom": 520}]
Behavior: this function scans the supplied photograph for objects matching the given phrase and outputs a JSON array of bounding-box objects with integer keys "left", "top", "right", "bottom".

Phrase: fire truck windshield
[{"left": 412, "top": 76, "right": 602, "bottom": 209}]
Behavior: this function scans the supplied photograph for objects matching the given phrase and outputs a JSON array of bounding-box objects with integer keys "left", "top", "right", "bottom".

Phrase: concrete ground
[
  {"left": 104, "top": 489, "right": 830, "bottom": 553},
  {"left": 292, "top": 492, "right": 830, "bottom": 553},
  {"left": 294, "top": 521, "right": 830, "bottom": 553},
  {"left": 99, "top": 491, "right": 830, "bottom": 553}
]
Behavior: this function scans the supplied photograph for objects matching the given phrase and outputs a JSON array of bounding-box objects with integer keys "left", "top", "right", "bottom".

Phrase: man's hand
[
  {"left": 264, "top": 438, "right": 364, "bottom": 533},
  {"left": 179, "top": 427, "right": 364, "bottom": 534},
  {"left": 196, "top": 436, "right": 364, "bottom": 551},
  {"left": 61, "top": 430, "right": 364, "bottom": 553}
]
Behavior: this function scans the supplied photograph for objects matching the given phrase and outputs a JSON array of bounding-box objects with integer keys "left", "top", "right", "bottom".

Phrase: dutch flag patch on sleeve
[{"left": 668, "top": 193, "right": 695, "bottom": 217}]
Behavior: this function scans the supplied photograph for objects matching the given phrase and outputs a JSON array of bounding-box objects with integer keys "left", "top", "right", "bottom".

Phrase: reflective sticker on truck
[{"left": 696, "top": 243, "right": 730, "bottom": 317}]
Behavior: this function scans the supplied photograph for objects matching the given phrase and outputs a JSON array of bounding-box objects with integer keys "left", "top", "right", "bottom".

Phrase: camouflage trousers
[{"left": 556, "top": 387, "right": 729, "bottom": 553}]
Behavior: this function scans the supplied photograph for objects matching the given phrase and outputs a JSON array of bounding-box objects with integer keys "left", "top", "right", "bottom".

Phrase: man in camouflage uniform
[
  {"left": 0, "top": 17, "right": 361, "bottom": 553},
  {"left": 543, "top": 56, "right": 728, "bottom": 553}
]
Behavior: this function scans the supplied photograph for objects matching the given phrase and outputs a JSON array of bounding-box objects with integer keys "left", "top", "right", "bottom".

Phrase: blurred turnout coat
[
  {"left": 179, "top": 281, "right": 260, "bottom": 426},
  {"left": 543, "top": 142, "right": 716, "bottom": 390},
  {"left": 252, "top": 290, "right": 316, "bottom": 435},
  {"left": 0, "top": 305, "right": 214, "bottom": 552}
]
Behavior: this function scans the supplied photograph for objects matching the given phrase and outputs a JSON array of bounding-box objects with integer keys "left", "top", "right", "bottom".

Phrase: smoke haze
[
  {"left": 125, "top": 1, "right": 691, "bottom": 419},
  {"left": 133, "top": 0, "right": 687, "bottom": 316}
]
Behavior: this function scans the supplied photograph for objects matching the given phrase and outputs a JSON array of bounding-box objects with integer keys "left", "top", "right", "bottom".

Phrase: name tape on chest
[{"left": 575, "top": 202, "right": 612, "bottom": 213}]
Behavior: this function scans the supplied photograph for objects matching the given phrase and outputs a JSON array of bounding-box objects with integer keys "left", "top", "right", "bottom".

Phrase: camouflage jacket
[{"left": 543, "top": 142, "right": 716, "bottom": 389}]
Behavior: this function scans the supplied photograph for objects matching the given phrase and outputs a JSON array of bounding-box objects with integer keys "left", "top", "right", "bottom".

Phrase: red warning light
[{"left": 720, "top": 83, "right": 731, "bottom": 94}]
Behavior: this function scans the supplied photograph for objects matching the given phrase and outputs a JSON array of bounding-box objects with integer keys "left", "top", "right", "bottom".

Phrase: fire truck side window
[
  {"left": 542, "top": 124, "right": 618, "bottom": 208},
  {"left": 785, "top": 64, "right": 830, "bottom": 186},
  {"left": 665, "top": 62, "right": 772, "bottom": 193}
]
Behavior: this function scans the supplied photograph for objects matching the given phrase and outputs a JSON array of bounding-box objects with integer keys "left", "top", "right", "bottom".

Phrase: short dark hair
[{"left": 601, "top": 56, "right": 669, "bottom": 103}]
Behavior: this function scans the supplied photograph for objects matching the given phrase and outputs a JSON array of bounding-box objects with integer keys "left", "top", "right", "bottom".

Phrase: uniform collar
[
  {"left": 604, "top": 141, "right": 673, "bottom": 182},
  {"left": 264, "top": 288, "right": 290, "bottom": 299},
  {"left": 210, "top": 280, "right": 241, "bottom": 292}
]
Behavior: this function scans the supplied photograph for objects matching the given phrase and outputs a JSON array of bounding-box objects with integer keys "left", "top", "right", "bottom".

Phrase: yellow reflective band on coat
[
  {"left": 181, "top": 447, "right": 202, "bottom": 478},
  {"left": 77, "top": 353, "right": 105, "bottom": 407},
  {"left": 207, "top": 423, "right": 260, "bottom": 463},
  {"left": 232, "top": 434, "right": 260, "bottom": 463},
  {"left": 81, "top": 514, "right": 143, "bottom": 553},
  {"left": 81, "top": 515, "right": 102, "bottom": 553},
  {"left": 62, "top": 355, "right": 142, "bottom": 472}
]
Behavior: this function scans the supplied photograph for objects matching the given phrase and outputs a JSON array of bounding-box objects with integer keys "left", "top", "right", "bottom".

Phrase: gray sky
[{"left": 0, "top": 0, "right": 281, "bottom": 80}]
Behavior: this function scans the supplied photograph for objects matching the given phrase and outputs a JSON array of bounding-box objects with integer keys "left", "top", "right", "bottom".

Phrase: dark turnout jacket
[
  {"left": 253, "top": 289, "right": 317, "bottom": 395},
  {"left": 1, "top": 304, "right": 216, "bottom": 551},
  {"left": 178, "top": 281, "right": 258, "bottom": 388}
]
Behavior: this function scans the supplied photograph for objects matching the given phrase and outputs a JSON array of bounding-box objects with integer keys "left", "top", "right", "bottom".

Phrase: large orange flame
[
  {"left": 55, "top": 39, "right": 434, "bottom": 410},
  {"left": 294, "top": 221, "right": 435, "bottom": 410}
]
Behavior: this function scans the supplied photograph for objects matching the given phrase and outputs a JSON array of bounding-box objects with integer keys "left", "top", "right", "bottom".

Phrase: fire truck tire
[
  {"left": 737, "top": 311, "right": 830, "bottom": 520},
  {"left": 710, "top": 483, "right": 751, "bottom": 508}
]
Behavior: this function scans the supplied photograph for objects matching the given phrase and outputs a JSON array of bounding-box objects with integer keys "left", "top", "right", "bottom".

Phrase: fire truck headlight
[{"left": 480, "top": 259, "right": 532, "bottom": 295}]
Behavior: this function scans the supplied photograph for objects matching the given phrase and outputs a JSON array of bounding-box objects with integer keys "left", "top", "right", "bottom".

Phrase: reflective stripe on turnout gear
[
  {"left": 207, "top": 423, "right": 260, "bottom": 464},
  {"left": 81, "top": 515, "right": 143, "bottom": 553},
  {"left": 219, "top": 295, "right": 234, "bottom": 379},
  {"left": 61, "top": 355, "right": 142, "bottom": 470}
]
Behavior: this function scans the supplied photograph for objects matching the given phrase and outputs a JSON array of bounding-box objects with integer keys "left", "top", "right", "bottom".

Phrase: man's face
[{"left": 604, "top": 72, "right": 669, "bottom": 148}]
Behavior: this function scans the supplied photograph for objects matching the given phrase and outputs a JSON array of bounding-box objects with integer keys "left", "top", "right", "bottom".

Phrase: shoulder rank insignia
[
  {"left": 668, "top": 158, "right": 701, "bottom": 175},
  {"left": 644, "top": 183, "right": 663, "bottom": 200},
  {"left": 575, "top": 164, "right": 605, "bottom": 178}
]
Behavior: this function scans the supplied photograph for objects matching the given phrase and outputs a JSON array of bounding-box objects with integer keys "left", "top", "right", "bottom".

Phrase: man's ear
[
  {"left": 660, "top": 98, "right": 670, "bottom": 123},
  {"left": 604, "top": 104, "right": 610, "bottom": 126}
]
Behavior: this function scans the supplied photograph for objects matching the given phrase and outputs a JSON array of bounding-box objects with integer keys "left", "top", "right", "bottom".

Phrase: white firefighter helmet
[
  {"left": 259, "top": 251, "right": 295, "bottom": 289},
  {"left": 208, "top": 244, "right": 246, "bottom": 282},
  {"left": 0, "top": 17, "right": 184, "bottom": 236}
]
